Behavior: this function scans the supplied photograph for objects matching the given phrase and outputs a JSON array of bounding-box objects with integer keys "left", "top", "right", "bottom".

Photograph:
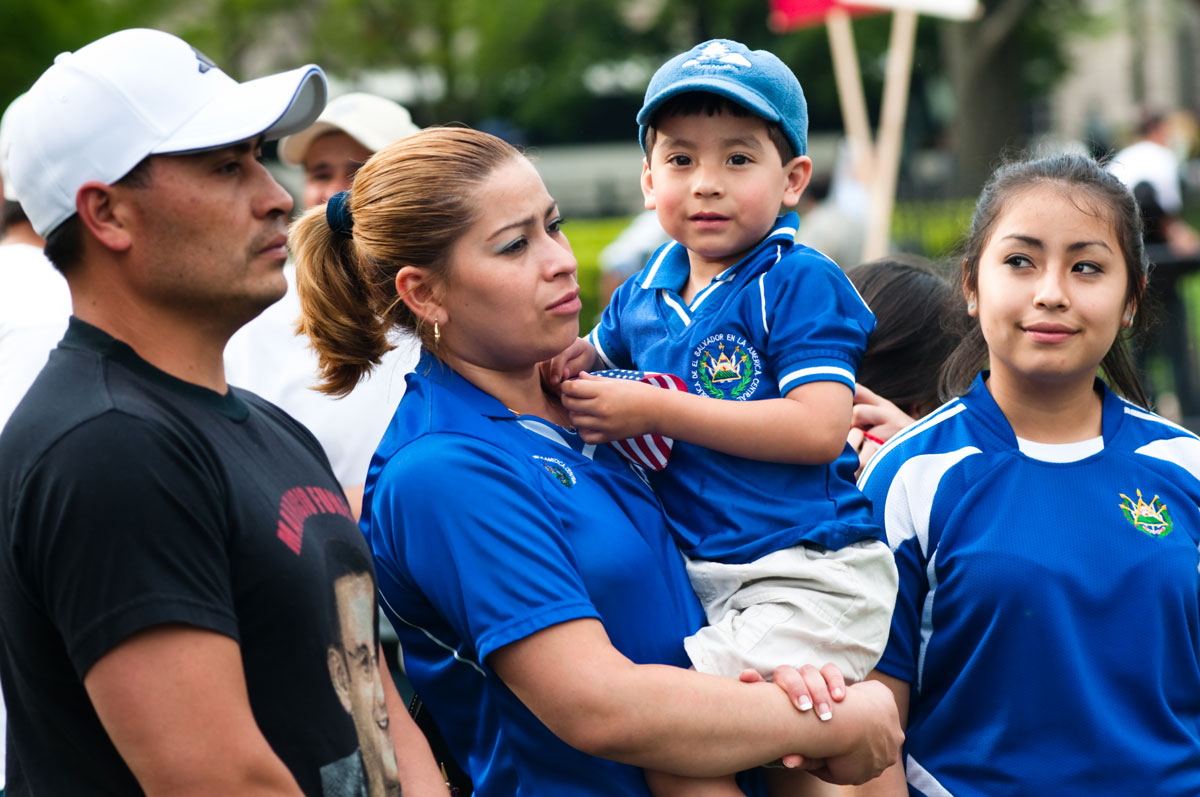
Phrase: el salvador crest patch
[
  {"left": 691, "top": 333, "right": 762, "bottom": 400},
  {"left": 1119, "top": 489, "right": 1172, "bottom": 537},
  {"left": 532, "top": 455, "right": 575, "bottom": 488}
]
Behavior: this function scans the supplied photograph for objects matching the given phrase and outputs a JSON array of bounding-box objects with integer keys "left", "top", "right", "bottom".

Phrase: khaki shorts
[{"left": 683, "top": 540, "right": 898, "bottom": 682}]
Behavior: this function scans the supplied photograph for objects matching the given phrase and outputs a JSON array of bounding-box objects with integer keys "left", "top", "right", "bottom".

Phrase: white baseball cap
[
  {"left": 6, "top": 28, "right": 328, "bottom": 236},
  {"left": 277, "top": 92, "right": 420, "bottom": 166}
]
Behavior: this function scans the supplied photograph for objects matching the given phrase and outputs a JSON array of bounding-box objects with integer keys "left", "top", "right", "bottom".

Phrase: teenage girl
[{"left": 853, "top": 153, "right": 1200, "bottom": 796}]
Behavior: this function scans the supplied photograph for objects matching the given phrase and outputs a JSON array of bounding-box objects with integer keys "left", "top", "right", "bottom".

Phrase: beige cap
[{"left": 278, "top": 91, "right": 419, "bottom": 166}]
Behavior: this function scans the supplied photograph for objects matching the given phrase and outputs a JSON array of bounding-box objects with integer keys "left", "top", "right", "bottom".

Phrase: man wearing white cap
[
  {"left": 0, "top": 29, "right": 445, "bottom": 796},
  {"left": 226, "top": 92, "right": 423, "bottom": 519}
]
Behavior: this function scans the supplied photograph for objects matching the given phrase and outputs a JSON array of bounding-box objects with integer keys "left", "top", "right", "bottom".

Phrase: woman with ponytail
[{"left": 291, "top": 126, "right": 902, "bottom": 797}]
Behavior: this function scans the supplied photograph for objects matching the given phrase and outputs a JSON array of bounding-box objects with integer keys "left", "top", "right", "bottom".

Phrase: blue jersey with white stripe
[
  {"left": 588, "top": 214, "right": 879, "bottom": 563},
  {"left": 858, "top": 373, "right": 1200, "bottom": 796},
  {"left": 361, "top": 353, "right": 765, "bottom": 796}
]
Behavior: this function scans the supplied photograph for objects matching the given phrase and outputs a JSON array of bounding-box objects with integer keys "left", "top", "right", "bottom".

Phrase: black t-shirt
[{"left": 0, "top": 318, "right": 395, "bottom": 795}]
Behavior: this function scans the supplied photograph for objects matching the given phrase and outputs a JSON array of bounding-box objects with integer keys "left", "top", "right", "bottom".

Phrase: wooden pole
[
  {"left": 825, "top": 8, "right": 875, "bottom": 179},
  {"left": 863, "top": 8, "right": 917, "bottom": 261}
]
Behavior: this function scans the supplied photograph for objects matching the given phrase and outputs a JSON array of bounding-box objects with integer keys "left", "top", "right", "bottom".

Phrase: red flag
[{"left": 768, "top": 0, "right": 885, "bottom": 31}]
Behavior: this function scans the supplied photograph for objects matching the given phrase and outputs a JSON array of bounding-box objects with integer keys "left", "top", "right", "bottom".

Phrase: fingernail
[
  {"left": 797, "top": 696, "right": 813, "bottom": 711},
  {"left": 783, "top": 758, "right": 797, "bottom": 769},
  {"left": 832, "top": 686, "right": 845, "bottom": 699},
  {"left": 817, "top": 703, "right": 832, "bottom": 721}
]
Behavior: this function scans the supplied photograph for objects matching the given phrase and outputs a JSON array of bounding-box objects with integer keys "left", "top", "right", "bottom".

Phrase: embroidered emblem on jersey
[
  {"left": 1119, "top": 489, "right": 1173, "bottom": 537},
  {"left": 682, "top": 41, "right": 752, "bottom": 71},
  {"left": 532, "top": 455, "right": 576, "bottom": 488},
  {"left": 691, "top": 334, "right": 762, "bottom": 400}
]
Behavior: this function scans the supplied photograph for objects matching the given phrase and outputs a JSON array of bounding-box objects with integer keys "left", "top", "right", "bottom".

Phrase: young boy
[{"left": 552, "top": 39, "right": 898, "bottom": 795}]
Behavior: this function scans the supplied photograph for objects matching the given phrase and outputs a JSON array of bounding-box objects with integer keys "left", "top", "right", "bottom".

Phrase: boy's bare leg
[
  {"left": 644, "top": 769, "right": 746, "bottom": 796},
  {"left": 765, "top": 768, "right": 840, "bottom": 797}
]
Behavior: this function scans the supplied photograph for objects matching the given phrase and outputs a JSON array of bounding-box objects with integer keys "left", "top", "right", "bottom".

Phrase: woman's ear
[{"left": 395, "top": 267, "right": 443, "bottom": 326}]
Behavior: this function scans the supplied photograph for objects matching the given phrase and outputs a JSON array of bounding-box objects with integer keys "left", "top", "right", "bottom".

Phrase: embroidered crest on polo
[
  {"left": 1119, "top": 489, "right": 1173, "bottom": 537},
  {"left": 532, "top": 455, "right": 576, "bottom": 488},
  {"left": 690, "top": 333, "right": 762, "bottom": 400},
  {"left": 682, "top": 41, "right": 752, "bottom": 71}
]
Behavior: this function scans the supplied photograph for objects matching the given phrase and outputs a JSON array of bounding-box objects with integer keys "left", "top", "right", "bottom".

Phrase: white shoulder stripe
[
  {"left": 587, "top": 328, "right": 618, "bottom": 370},
  {"left": 1123, "top": 404, "right": 1200, "bottom": 439},
  {"left": 639, "top": 241, "right": 677, "bottom": 288},
  {"left": 1135, "top": 435, "right": 1200, "bottom": 483},
  {"left": 662, "top": 292, "right": 691, "bottom": 326},
  {"left": 882, "top": 446, "right": 980, "bottom": 553},
  {"left": 906, "top": 754, "right": 954, "bottom": 797},
  {"left": 759, "top": 273, "right": 770, "bottom": 335},
  {"left": 379, "top": 592, "right": 487, "bottom": 676},
  {"left": 858, "top": 401, "right": 967, "bottom": 487}
]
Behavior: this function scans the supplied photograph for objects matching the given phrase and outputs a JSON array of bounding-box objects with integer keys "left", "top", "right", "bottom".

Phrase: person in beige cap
[
  {"left": 226, "top": 92, "right": 423, "bottom": 519},
  {"left": 0, "top": 29, "right": 445, "bottom": 796}
]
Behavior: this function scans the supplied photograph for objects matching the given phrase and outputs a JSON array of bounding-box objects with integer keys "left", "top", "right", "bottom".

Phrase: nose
[
  {"left": 1033, "top": 265, "right": 1069, "bottom": 310},
  {"left": 542, "top": 230, "right": 578, "bottom": 282},
  {"left": 254, "top": 160, "right": 295, "bottom": 218},
  {"left": 692, "top": 163, "right": 723, "bottom": 198}
]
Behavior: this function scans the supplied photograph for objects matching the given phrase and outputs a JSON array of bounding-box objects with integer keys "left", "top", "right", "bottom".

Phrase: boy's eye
[
  {"left": 666, "top": 154, "right": 691, "bottom": 167},
  {"left": 728, "top": 154, "right": 751, "bottom": 165}
]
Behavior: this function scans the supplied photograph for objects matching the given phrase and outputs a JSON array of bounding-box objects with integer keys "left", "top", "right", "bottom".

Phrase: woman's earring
[
  {"left": 968, "top": 301, "right": 976, "bottom": 311},
  {"left": 434, "top": 321, "right": 441, "bottom": 348}
]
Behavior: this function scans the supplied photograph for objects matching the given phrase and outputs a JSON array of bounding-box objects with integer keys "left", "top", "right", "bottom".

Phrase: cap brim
[
  {"left": 153, "top": 65, "right": 327, "bottom": 155},
  {"left": 637, "top": 76, "right": 781, "bottom": 127},
  {"left": 278, "top": 121, "right": 340, "bottom": 166}
]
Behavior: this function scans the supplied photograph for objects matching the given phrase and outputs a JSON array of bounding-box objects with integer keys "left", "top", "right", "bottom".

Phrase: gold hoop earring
[{"left": 434, "top": 321, "right": 441, "bottom": 348}]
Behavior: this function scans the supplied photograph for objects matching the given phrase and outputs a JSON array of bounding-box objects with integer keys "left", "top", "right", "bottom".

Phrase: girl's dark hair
[
  {"left": 291, "top": 127, "right": 521, "bottom": 396},
  {"left": 938, "top": 153, "right": 1152, "bottom": 407},
  {"left": 847, "top": 254, "right": 967, "bottom": 418}
]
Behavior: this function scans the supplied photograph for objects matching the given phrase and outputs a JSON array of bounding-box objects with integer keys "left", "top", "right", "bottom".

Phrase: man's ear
[
  {"left": 780, "top": 155, "right": 813, "bottom": 208},
  {"left": 395, "top": 266, "right": 445, "bottom": 326},
  {"left": 76, "top": 182, "right": 134, "bottom": 253},
  {"left": 640, "top": 159, "right": 656, "bottom": 211}
]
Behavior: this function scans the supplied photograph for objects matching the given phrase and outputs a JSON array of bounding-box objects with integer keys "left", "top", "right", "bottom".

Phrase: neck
[
  {"left": 986, "top": 369, "right": 1103, "bottom": 444},
  {"left": 442, "top": 352, "right": 568, "bottom": 426},
  {"left": 69, "top": 269, "right": 232, "bottom": 394}
]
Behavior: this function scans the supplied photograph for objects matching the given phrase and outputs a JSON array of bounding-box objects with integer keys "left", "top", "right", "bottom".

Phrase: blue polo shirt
[
  {"left": 588, "top": 214, "right": 879, "bottom": 564},
  {"left": 362, "top": 353, "right": 752, "bottom": 796},
  {"left": 858, "top": 375, "right": 1200, "bottom": 795}
]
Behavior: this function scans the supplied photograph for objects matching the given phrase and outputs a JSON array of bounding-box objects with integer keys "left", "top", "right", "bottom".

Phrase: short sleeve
[
  {"left": 368, "top": 435, "right": 600, "bottom": 663},
  {"left": 765, "top": 252, "right": 875, "bottom": 395},
  {"left": 14, "top": 413, "right": 239, "bottom": 677},
  {"left": 588, "top": 277, "right": 635, "bottom": 371}
]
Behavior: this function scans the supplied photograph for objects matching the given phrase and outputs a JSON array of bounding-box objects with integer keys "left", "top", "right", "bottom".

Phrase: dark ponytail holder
[{"left": 326, "top": 190, "right": 354, "bottom": 238}]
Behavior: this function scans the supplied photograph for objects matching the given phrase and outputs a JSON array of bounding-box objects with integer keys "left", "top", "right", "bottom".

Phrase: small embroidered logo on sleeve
[
  {"left": 1119, "top": 489, "right": 1173, "bottom": 537},
  {"left": 532, "top": 455, "right": 576, "bottom": 488}
]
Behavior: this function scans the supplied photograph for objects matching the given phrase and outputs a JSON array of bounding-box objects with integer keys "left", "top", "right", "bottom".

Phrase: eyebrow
[
  {"left": 1000, "top": 233, "right": 1113, "bottom": 253},
  {"left": 487, "top": 200, "right": 559, "bottom": 241},
  {"left": 657, "top": 134, "right": 765, "bottom": 151}
]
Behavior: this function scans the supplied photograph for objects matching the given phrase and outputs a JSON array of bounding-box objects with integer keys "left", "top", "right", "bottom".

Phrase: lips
[
  {"left": 258, "top": 232, "right": 289, "bottom": 260},
  {"left": 1023, "top": 322, "right": 1077, "bottom": 343},
  {"left": 547, "top": 288, "right": 582, "bottom": 314}
]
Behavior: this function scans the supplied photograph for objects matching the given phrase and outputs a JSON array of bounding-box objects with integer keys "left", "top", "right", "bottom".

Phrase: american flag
[{"left": 590, "top": 370, "right": 688, "bottom": 471}]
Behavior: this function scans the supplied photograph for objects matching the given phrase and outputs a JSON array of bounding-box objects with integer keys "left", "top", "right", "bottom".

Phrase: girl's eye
[
  {"left": 1073, "top": 261, "right": 1101, "bottom": 275},
  {"left": 1005, "top": 254, "right": 1033, "bottom": 269}
]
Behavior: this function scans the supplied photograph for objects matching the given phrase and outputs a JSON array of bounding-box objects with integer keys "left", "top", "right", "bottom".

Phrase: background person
[
  {"left": 290, "top": 125, "right": 904, "bottom": 797},
  {"left": 225, "top": 91, "right": 423, "bottom": 519},
  {"left": 844, "top": 254, "right": 967, "bottom": 473},
  {"left": 0, "top": 28, "right": 445, "bottom": 795},
  {"left": 853, "top": 154, "right": 1200, "bottom": 796}
]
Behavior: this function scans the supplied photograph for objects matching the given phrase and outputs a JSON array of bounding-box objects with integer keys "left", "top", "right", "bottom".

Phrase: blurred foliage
[{"left": 0, "top": 0, "right": 1092, "bottom": 153}]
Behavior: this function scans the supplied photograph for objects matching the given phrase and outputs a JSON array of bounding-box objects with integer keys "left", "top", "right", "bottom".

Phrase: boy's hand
[
  {"left": 560, "top": 371, "right": 660, "bottom": 443},
  {"left": 539, "top": 338, "right": 596, "bottom": 394}
]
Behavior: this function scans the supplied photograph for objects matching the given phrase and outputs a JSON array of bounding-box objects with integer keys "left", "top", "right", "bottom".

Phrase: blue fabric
[
  {"left": 637, "top": 38, "right": 808, "bottom": 157},
  {"left": 858, "top": 374, "right": 1200, "bottom": 796},
  {"left": 362, "top": 353, "right": 751, "bottom": 796},
  {"left": 588, "top": 214, "right": 879, "bottom": 564}
]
